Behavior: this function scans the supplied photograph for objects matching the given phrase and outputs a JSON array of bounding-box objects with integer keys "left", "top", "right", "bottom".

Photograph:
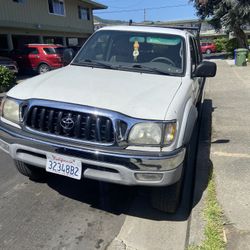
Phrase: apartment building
[{"left": 0, "top": 0, "right": 107, "bottom": 55}]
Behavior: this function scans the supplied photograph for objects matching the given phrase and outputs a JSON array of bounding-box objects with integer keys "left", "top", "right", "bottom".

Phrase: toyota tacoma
[{"left": 0, "top": 26, "right": 216, "bottom": 213}]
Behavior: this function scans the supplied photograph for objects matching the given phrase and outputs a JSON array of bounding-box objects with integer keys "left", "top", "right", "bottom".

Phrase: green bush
[
  {"left": 0, "top": 66, "right": 16, "bottom": 92},
  {"left": 214, "top": 37, "right": 228, "bottom": 52},
  {"left": 225, "top": 38, "right": 239, "bottom": 57}
]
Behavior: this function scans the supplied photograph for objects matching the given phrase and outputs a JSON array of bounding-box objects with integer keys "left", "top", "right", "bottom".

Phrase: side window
[
  {"left": 13, "top": 0, "right": 25, "bottom": 3},
  {"left": 48, "top": 0, "right": 65, "bottom": 16},
  {"left": 78, "top": 6, "right": 90, "bottom": 20},
  {"left": 79, "top": 34, "right": 110, "bottom": 61},
  {"left": 189, "top": 37, "right": 197, "bottom": 73},
  {"left": 43, "top": 48, "right": 56, "bottom": 54},
  {"left": 24, "top": 48, "right": 39, "bottom": 55}
]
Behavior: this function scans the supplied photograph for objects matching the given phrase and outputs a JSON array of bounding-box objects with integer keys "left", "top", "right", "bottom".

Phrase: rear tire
[
  {"left": 14, "top": 160, "right": 47, "bottom": 181},
  {"left": 38, "top": 63, "right": 50, "bottom": 74}
]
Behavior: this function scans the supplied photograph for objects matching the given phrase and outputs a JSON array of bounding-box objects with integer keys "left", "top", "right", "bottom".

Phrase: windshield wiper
[
  {"left": 131, "top": 64, "right": 174, "bottom": 76},
  {"left": 73, "top": 59, "right": 117, "bottom": 70}
]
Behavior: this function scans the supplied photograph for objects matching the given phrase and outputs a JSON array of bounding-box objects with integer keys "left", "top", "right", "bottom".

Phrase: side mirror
[
  {"left": 63, "top": 48, "right": 75, "bottom": 65},
  {"left": 194, "top": 61, "right": 217, "bottom": 77}
]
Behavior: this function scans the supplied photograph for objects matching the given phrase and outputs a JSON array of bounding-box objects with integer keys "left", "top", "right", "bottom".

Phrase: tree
[{"left": 191, "top": 0, "right": 250, "bottom": 48}]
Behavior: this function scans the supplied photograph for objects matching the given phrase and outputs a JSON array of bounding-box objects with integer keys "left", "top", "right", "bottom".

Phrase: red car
[
  {"left": 11, "top": 44, "right": 65, "bottom": 74},
  {"left": 200, "top": 42, "right": 217, "bottom": 54}
]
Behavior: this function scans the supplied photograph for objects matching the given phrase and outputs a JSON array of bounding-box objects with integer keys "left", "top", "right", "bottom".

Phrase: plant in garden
[
  {"left": 225, "top": 38, "right": 238, "bottom": 56},
  {"left": 0, "top": 66, "right": 16, "bottom": 92},
  {"left": 214, "top": 37, "right": 228, "bottom": 52},
  {"left": 191, "top": 0, "right": 250, "bottom": 48}
]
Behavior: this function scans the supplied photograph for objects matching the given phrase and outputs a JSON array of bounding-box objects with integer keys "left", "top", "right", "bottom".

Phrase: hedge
[{"left": 0, "top": 66, "right": 16, "bottom": 93}]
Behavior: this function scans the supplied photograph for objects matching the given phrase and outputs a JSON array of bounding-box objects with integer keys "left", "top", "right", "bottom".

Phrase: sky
[{"left": 93, "top": 0, "right": 197, "bottom": 22}]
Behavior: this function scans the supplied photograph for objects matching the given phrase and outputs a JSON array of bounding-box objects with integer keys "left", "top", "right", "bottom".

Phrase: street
[{"left": 0, "top": 151, "right": 133, "bottom": 250}]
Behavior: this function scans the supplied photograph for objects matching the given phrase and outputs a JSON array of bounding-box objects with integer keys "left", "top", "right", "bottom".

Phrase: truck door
[{"left": 189, "top": 37, "right": 201, "bottom": 104}]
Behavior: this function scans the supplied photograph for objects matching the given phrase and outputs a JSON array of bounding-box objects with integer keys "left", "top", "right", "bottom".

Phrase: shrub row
[{"left": 0, "top": 66, "right": 16, "bottom": 93}]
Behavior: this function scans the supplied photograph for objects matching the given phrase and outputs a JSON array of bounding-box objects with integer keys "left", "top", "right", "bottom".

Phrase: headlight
[
  {"left": 2, "top": 98, "right": 20, "bottom": 124},
  {"left": 164, "top": 122, "right": 177, "bottom": 145},
  {"left": 128, "top": 122, "right": 177, "bottom": 146},
  {"left": 129, "top": 123, "right": 162, "bottom": 145}
]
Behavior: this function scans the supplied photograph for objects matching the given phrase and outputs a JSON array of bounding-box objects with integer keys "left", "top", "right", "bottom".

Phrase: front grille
[{"left": 25, "top": 106, "right": 115, "bottom": 144}]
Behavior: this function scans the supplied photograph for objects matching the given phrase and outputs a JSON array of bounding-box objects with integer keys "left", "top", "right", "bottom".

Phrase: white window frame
[
  {"left": 48, "top": 0, "right": 66, "bottom": 17},
  {"left": 78, "top": 6, "right": 90, "bottom": 20},
  {"left": 13, "top": 0, "right": 25, "bottom": 3}
]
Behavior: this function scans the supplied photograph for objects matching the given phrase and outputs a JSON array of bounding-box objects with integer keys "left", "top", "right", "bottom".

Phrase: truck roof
[{"left": 99, "top": 25, "right": 190, "bottom": 38}]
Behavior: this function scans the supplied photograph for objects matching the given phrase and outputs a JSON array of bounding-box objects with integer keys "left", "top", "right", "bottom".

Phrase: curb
[{"left": 188, "top": 97, "right": 213, "bottom": 247}]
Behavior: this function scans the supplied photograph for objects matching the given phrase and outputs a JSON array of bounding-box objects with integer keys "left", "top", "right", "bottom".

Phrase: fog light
[
  {"left": 0, "top": 140, "right": 10, "bottom": 153},
  {"left": 135, "top": 173, "right": 163, "bottom": 181}
]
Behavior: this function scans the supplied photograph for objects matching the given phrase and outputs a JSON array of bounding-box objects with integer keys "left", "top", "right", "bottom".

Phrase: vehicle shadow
[
  {"left": 45, "top": 99, "right": 215, "bottom": 221},
  {"left": 191, "top": 99, "right": 214, "bottom": 210}
]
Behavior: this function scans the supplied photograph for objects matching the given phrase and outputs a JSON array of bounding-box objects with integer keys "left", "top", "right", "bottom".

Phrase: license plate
[{"left": 46, "top": 153, "right": 82, "bottom": 180}]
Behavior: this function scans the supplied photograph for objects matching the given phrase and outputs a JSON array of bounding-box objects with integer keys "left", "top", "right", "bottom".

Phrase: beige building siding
[
  {"left": 0, "top": 0, "right": 94, "bottom": 34},
  {"left": 0, "top": 0, "right": 106, "bottom": 53}
]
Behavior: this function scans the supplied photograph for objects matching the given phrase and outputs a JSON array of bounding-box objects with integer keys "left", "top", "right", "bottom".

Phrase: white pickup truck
[{"left": 0, "top": 26, "right": 216, "bottom": 213}]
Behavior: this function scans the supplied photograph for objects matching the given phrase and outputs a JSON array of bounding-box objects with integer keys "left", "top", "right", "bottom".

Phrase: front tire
[
  {"left": 38, "top": 63, "right": 50, "bottom": 74},
  {"left": 14, "top": 160, "right": 47, "bottom": 181},
  {"left": 150, "top": 178, "right": 182, "bottom": 213},
  {"left": 150, "top": 141, "right": 193, "bottom": 213}
]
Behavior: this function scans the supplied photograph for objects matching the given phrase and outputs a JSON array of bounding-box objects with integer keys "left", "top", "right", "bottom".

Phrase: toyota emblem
[{"left": 60, "top": 116, "right": 75, "bottom": 130}]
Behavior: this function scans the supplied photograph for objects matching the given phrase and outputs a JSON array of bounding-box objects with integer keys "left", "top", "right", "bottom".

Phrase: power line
[{"left": 95, "top": 4, "right": 189, "bottom": 14}]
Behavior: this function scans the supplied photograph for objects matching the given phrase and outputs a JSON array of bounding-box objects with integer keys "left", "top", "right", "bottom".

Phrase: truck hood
[{"left": 8, "top": 65, "right": 182, "bottom": 120}]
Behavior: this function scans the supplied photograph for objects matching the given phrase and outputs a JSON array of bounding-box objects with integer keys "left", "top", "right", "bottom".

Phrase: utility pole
[{"left": 144, "top": 8, "right": 146, "bottom": 22}]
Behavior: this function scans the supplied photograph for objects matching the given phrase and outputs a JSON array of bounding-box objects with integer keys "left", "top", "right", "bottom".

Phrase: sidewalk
[{"left": 190, "top": 60, "right": 250, "bottom": 249}]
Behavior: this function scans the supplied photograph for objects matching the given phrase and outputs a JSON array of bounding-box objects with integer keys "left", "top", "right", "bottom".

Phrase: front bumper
[
  {"left": 3, "top": 64, "right": 18, "bottom": 74},
  {"left": 0, "top": 123, "right": 185, "bottom": 186}
]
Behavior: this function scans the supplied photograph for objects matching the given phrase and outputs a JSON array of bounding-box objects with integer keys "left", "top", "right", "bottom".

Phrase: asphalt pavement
[{"left": 0, "top": 152, "right": 133, "bottom": 250}]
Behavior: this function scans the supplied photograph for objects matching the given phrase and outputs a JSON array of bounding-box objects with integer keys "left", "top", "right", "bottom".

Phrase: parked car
[
  {"left": 0, "top": 56, "right": 18, "bottom": 74},
  {"left": 10, "top": 44, "right": 65, "bottom": 74},
  {"left": 67, "top": 46, "right": 81, "bottom": 54},
  {"left": 63, "top": 46, "right": 81, "bottom": 65},
  {"left": 200, "top": 42, "right": 217, "bottom": 54},
  {"left": 0, "top": 26, "right": 216, "bottom": 213}
]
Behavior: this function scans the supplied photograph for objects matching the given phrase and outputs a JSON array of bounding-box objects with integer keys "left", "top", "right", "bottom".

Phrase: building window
[
  {"left": 0, "top": 35, "right": 8, "bottom": 50},
  {"left": 44, "top": 36, "right": 64, "bottom": 45},
  {"left": 78, "top": 6, "right": 90, "bottom": 20},
  {"left": 13, "top": 0, "right": 25, "bottom": 3},
  {"left": 48, "top": 0, "right": 65, "bottom": 16}
]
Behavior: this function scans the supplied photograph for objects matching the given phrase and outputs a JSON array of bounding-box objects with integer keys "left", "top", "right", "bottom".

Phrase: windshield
[{"left": 73, "top": 30, "right": 185, "bottom": 76}]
